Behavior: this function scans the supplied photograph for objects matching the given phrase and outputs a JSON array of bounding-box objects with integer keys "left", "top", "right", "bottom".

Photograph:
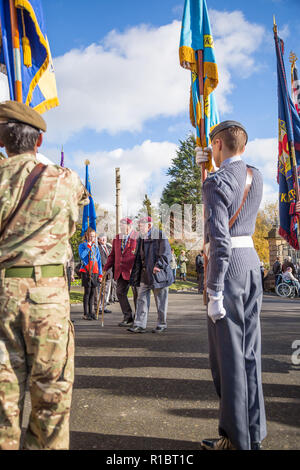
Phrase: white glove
[
  {"left": 195, "top": 146, "right": 212, "bottom": 167},
  {"left": 207, "top": 290, "right": 226, "bottom": 324}
]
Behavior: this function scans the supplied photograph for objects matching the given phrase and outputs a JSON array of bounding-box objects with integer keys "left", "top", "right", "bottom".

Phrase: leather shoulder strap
[
  {"left": 0, "top": 163, "right": 46, "bottom": 238},
  {"left": 229, "top": 166, "right": 253, "bottom": 229}
]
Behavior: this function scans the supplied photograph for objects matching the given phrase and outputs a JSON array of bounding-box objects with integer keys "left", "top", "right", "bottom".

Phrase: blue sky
[{"left": 40, "top": 0, "right": 300, "bottom": 215}]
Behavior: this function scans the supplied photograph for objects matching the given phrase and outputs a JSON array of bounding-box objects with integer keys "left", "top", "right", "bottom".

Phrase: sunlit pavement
[{"left": 22, "top": 292, "right": 300, "bottom": 450}]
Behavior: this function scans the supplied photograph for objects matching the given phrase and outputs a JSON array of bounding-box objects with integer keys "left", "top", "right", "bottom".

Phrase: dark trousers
[
  {"left": 82, "top": 272, "right": 98, "bottom": 318},
  {"left": 197, "top": 271, "right": 204, "bottom": 293},
  {"left": 207, "top": 267, "right": 267, "bottom": 450},
  {"left": 66, "top": 266, "right": 72, "bottom": 292},
  {"left": 83, "top": 285, "right": 97, "bottom": 317},
  {"left": 116, "top": 275, "right": 138, "bottom": 321}
]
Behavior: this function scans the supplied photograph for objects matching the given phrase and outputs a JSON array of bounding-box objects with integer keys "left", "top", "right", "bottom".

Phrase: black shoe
[
  {"left": 104, "top": 309, "right": 112, "bottom": 314},
  {"left": 118, "top": 319, "right": 133, "bottom": 327},
  {"left": 152, "top": 326, "right": 167, "bottom": 333},
  {"left": 127, "top": 326, "right": 146, "bottom": 333},
  {"left": 87, "top": 314, "right": 96, "bottom": 320},
  {"left": 251, "top": 442, "right": 262, "bottom": 450},
  {"left": 201, "top": 437, "right": 236, "bottom": 450}
]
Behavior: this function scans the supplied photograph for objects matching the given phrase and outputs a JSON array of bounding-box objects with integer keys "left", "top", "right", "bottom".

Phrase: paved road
[{"left": 22, "top": 292, "right": 300, "bottom": 450}]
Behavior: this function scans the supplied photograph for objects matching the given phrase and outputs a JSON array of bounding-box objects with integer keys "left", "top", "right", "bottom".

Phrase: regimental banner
[
  {"left": 291, "top": 53, "right": 300, "bottom": 116},
  {"left": 179, "top": 0, "right": 219, "bottom": 150},
  {"left": 275, "top": 31, "right": 300, "bottom": 249},
  {"left": 0, "top": 0, "right": 59, "bottom": 113}
]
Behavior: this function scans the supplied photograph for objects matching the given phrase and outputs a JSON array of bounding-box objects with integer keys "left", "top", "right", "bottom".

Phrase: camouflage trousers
[{"left": 0, "top": 271, "right": 74, "bottom": 450}]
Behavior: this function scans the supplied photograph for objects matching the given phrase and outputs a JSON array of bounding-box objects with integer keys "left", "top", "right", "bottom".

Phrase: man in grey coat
[
  {"left": 196, "top": 121, "right": 267, "bottom": 450},
  {"left": 128, "top": 217, "right": 173, "bottom": 334}
]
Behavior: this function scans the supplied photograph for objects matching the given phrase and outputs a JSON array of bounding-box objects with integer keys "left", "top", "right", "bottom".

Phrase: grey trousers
[
  {"left": 207, "top": 267, "right": 267, "bottom": 450},
  {"left": 134, "top": 283, "right": 168, "bottom": 329}
]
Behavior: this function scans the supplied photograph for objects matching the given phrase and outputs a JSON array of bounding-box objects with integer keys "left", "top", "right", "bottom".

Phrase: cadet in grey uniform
[{"left": 196, "top": 121, "right": 267, "bottom": 450}]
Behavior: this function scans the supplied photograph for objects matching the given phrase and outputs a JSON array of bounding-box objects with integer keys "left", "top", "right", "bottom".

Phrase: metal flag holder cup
[{"left": 96, "top": 271, "right": 107, "bottom": 327}]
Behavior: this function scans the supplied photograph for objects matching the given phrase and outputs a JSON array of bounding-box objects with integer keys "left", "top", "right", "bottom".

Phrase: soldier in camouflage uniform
[{"left": 0, "top": 101, "right": 89, "bottom": 450}]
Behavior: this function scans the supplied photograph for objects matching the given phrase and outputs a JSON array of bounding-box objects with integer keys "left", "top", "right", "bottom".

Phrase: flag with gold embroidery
[
  {"left": 179, "top": 0, "right": 219, "bottom": 152},
  {"left": 291, "top": 54, "right": 300, "bottom": 116},
  {"left": 0, "top": 0, "right": 59, "bottom": 113},
  {"left": 275, "top": 31, "right": 300, "bottom": 249}
]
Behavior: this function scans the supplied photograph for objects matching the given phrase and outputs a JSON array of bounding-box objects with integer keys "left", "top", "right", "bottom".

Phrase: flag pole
[
  {"left": 273, "top": 16, "right": 300, "bottom": 203},
  {"left": 196, "top": 48, "right": 208, "bottom": 305},
  {"left": 115, "top": 168, "right": 121, "bottom": 235},
  {"left": 9, "top": 0, "right": 22, "bottom": 102},
  {"left": 197, "top": 50, "right": 207, "bottom": 183}
]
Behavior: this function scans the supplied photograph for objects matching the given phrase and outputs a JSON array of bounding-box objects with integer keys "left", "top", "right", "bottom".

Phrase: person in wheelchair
[{"left": 282, "top": 267, "right": 300, "bottom": 295}]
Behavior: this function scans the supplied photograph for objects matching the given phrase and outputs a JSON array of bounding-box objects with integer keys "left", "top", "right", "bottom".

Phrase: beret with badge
[
  {"left": 0, "top": 100, "right": 47, "bottom": 132},
  {"left": 209, "top": 120, "right": 248, "bottom": 144}
]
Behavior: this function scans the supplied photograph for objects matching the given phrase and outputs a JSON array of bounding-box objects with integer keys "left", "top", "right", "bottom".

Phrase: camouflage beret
[
  {"left": 209, "top": 120, "right": 248, "bottom": 144},
  {"left": 0, "top": 100, "right": 47, "bottom": 132}
]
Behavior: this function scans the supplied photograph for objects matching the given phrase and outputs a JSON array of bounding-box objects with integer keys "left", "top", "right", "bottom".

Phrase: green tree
[
  {"left": 70, "top": 223, "right": 83, "bottom": 262},
  {"left": 160, "top": 134, "right": 202, "bottom": 207},
  {"left": 160, "top": 134, "right": 202, "bottom": 238}
]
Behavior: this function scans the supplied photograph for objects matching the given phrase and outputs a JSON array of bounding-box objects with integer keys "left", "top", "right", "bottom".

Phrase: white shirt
[{"left": 220, "top": 155, "right": 242, "bottom": 168}]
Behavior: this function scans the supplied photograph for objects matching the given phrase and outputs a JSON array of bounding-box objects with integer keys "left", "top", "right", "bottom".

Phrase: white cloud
[
  {"left": 209, "top": 9, "right": 265, "bottom": 113},
  {"left": 243, "top": 137, "right": 278, "bottom": 207},
  {"left": 44, "top": 11, "right": 266, "bottom": 143},
  {"left": 43, "top": 136, "right": 279, "bottom": 216},
  {"left": 48, "top": 139, "right": 178, "bottom": 215}
]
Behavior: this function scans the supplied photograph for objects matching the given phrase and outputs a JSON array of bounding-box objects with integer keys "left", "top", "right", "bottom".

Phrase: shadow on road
[
  {"left": 75, "top": 355, "right": 210, "bottom": 370},
  {"left": 70, "top": 431, "right": 203, "bottom": 450}
]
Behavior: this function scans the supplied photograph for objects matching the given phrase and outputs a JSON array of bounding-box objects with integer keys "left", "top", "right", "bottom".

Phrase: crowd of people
[{"left": 76, "top": 216, "right": 204, "bottom": 333}]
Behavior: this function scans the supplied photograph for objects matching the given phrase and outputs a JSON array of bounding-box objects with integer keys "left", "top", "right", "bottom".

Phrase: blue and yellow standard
[
  {"left": 0, "top": 0, "right": 59, "bottom": 113},
  {"left": 179, "top": 0, "right": 219, "bottom": 157}
]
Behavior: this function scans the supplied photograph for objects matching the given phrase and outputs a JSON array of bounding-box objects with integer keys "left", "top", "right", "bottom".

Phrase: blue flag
[
  {"left": 275, "top": 31, "right": 300, "bottom": 250},
  {"left": 0, "top": 0, "right": 59, "bottom": 113},
  {"left": 81, "top": 163, "right": 97, "bottom": 237},
  {"left": 179, "top": 0, "right": 219, "bottom": 153}
]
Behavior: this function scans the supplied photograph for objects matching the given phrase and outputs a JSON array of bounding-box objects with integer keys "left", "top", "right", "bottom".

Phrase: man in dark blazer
[
  {"left": 128, "top": 217, "right": 173, "bottom": 334},
  {"left": 104, "top": 218, "right": 138, "bottom": 326}
]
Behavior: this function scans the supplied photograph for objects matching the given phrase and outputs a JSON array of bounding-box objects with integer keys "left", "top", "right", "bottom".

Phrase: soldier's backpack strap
[
  {"left": 229, "top": 166, "right": 253, "bottom": 229},
  {"left": 0, "top": 163, "right": 46, "bottom": 239}
]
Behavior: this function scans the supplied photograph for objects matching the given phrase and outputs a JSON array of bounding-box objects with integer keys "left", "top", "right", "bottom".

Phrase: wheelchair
[{"left": 275, "top": 274, "right": 299, "bottom": 298}]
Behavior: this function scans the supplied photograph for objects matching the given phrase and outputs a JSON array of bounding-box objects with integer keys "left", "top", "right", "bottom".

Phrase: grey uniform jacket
[{"left": 202, "top": 159, "right": 263, "bottom": 293}]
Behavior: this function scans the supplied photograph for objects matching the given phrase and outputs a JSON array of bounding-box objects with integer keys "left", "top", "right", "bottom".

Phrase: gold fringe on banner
[
  {"left": 179, "top": 46, "right": 197, "bottom": 72},
  {"left": 20, "top": 8, "right": 32, "bottom": 67},
  {"left": 204, "top": 62, "right": 218, "bottom": 96}
]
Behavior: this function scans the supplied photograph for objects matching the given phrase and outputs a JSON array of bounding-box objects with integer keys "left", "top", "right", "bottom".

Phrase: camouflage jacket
[{"left": 0, "top": 153, "right": 89, "bottom": 269}]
